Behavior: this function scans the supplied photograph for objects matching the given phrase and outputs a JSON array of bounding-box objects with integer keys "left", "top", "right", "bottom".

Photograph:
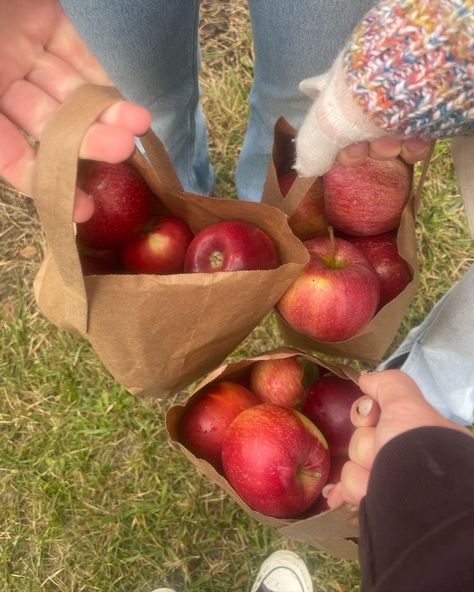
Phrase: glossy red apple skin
[
  {"left": 249, "top": 357, "right": 319, "bottom": 408},
  {"left": 120, "top": 217, "right": 194, "bottom": 274},
  {"left": 184, "top": 220, "right": 279, "bottom": 273},
  {"left": 301, "top": 375, "right": 363, "bottom": 456},
  {"left": 323, "top": 157, "right": 411, "bottom": 236},
  {"left": 278, "top": 170, "right": 328, "bottom": 241},
  {"left": 341, "top": 231, "right": 412, "bottom": 308},
  {"left": 177, "top": 381, "right": 259, "bottom": 470},
  {"left": 277, "top": 237, "right": 380, "bottom": 342},
  {"left": 222, "top": 403, "right": 330, "bottom": 518},
  {"left": 76, "top": 161, "right": 154, "bottom": 250}
]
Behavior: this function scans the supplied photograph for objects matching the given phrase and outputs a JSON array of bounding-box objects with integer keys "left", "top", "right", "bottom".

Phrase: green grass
[
  {"left": 0, "top": 299, "right": 361, "bottom": 592},
  {"left": 1, "top": 2, "right": 473, "bottom": 591}
]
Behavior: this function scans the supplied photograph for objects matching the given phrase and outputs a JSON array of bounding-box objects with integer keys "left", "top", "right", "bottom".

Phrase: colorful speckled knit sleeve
[{"left": 343, "top": 0, "right": 474, "bottom": 139}]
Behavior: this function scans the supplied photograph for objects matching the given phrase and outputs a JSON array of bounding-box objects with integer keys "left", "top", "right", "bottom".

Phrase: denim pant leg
[
  {"left": 61, "top": 0, "right": 215, "bottom": 195},
  {"left": 237, "top": 0, "right": 378, "bottom": 201},
  {"left": 62, "top": 1, "right": 378, "bottom": 200},
  {"left": 379, "top": 264, "right": 474, "bottom": 426}
]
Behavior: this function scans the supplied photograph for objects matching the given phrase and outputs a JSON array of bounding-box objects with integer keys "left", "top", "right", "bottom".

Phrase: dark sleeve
[{"left": 358, "top": 426, "right": 474, "bottom": 592}]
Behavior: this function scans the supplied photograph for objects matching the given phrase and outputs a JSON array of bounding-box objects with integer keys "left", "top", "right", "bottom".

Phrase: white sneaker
[
  {"left": 250, "top": 550, "right": 313, "bottom": 592},
  {"left": 150, "top": 589, "right": 176, "bottom": 592}
]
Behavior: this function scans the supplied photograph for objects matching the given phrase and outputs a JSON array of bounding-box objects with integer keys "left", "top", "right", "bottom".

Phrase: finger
[
  {"left": 2, "top": 80, "right": 136, "bottom": 163},
  {"left": 350, "top": 396, "right": 381, "bottom": 428},
  {"left": 358, "top": 370, "right": 474, "bottom": 441},
  {"left": 299, "top": 73, "right": 331, "bottom": 99},
  {"left": 99, "top": 101, "right": 151, "bottom": 137},
  {"left": 46, "top": 11, "right": 111, "bottom": 85},
  {"left": 400, "top": 138, "right": 432, "bottom": 164},
  {"left": 339, "top": 461, "right": 370, "bottom": 507},
  {"left": 26, "top": 51, "right": 86, "bottom": 102},
  {"left": 0, "top": 113, "right": 94, "bottom": 222},
  {"left": 358, "top": 369, "right": 428, "bottom": 409},
  {"left": 0, "top": 80, "right": 57, "bottom": 140},
  {"left": 336, "top": 141, "right": 369, "bottom": 167},
  {"left": 326, "top": 482, "right": 345, "bottom": 510},
  {"left": 27, "top": 52, "right": 151, "bottom": 136},
  {"left": 348, "top": 426, "right": 376, "bottom": 469},
  {"left": 79, "top": 124, "right": 136, "bottom": 162},
  {"left": 368, "top": 137, "right": 402, "bottom": 160}
]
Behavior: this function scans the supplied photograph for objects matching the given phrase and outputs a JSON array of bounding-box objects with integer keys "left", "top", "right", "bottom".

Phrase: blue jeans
[{"left": 61, "top": 0, "right": 376, "bottom": 200}]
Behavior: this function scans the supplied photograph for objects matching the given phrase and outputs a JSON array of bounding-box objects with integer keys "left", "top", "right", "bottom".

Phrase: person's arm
[
  {"left": 324, "top": 370, "right": 474, "bottom": 589},
  {"left": 295, "top": 0, "right": 474, "bottom": 176},
  {"left": 359, "top": 426, "right": 474, "bottom": 592}
]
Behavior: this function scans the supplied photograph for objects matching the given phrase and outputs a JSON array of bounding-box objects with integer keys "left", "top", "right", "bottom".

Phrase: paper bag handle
[
  {"left": 451, "top": 137, "right": 474, "bottom": 238},
  {"left": 33, "top": 84, "right": 129, "bottom": 333},
  {"left": 412, "top": 140, "right": 436, "bottom": 214},
  {"left": 283, "top": 175, "right": 319, "bottom": 217},
  {"left": 269, "top": 117, "right": 319, "bottom": 217}
]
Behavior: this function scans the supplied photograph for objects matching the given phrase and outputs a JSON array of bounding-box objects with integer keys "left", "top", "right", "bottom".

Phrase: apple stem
[
  {"left": 299, "top": 468, "right": 322, "bottom": 480},
  {"left": 328, "top": 226, "right": 336, "bottom": 261}
]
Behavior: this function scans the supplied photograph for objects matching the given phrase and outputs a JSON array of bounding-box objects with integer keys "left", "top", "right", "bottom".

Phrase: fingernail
[
  {"left": 356, "top": 398, "right": 373, "bottom": 417},
  {"left": 322, "top": 484, "right": 335, "bottom": 498}
]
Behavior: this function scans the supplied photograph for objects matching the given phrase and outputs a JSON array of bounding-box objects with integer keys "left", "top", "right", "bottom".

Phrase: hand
[
  {"left": 294, "top": 55, "right": 431, "bottom": 177},
  {"left": 0, "top": 0, "right": 151, "bottom": 222},
  {"left": 325, "top": 370, "right": 472, "bottom": 509}
]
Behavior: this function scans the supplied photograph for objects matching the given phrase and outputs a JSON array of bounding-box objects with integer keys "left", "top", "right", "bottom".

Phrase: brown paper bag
[
  {"left": 32, "top": 85, "right": 309, "bottom": 397},
  {"left": 166, "top": 347, "right": 360, "bottom": 560},
  {"left": 262, "top": 117, "right": 432, "bottom": 363},
  {"left": 452, "top": 136, "right": 474, "bottom": 239}
]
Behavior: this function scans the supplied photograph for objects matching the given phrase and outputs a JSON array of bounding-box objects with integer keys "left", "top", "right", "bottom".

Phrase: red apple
[
  {"left": 301, "top": 375, "right": 362, "bottom": 456},
  {"left": 277, "top": 236, "right": 380, "bottom": 342},
  {"left": 278, "top": 170, "right": 297, "bottom": 197},
  {"left": 323, "top": 157, "right": 411, "bottom": 236},
  {"left": 341, "top": 231, "right": 412, "bottom": 307},
  {"left": 222, "top": 404, "right": 330, "bottom": 518},
  {"left": 120, "top": 216, "right": 194, "bottom": 274},
  {"left": 278, "top": 170, "right": 329, "bottom": 241},
  {"left": 249, "top": 356, "right": 319, "bottom": 408},
  {"left": 184, "top": 220, "right": 279, "bottom": 273},
  {"left": 76, "top": 161, "right": 155, "bottom": 250},
  {"left": 177, "top": 381, "right": 259, "bottom": 470}
]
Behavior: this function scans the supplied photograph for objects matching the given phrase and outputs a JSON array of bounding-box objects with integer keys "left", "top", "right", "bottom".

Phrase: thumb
[
  {"left": 358, "top": 370, "right": 429, "bottom": 410},
  {"left": 358, "top": 370, "right": 472, "bottom": 438},
  {"left": 299, "top": 71, "right": 331, "bottom": 99},
  {"left": 294, "top": 102, "right": 340, "bottom": 177}
]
